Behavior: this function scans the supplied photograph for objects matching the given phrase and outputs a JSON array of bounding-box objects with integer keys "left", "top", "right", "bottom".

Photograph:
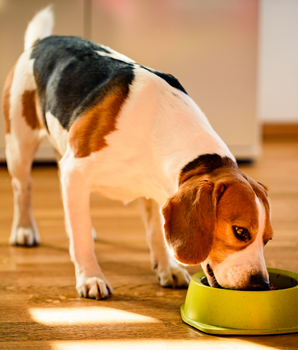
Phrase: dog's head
[{"left": 162, "top": 155, "right": 273, "bottom": 290}]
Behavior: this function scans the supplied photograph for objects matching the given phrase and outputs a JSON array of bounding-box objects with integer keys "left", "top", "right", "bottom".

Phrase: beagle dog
[{"left": 2, "top": 7, "right": 273, "bottom": 299}]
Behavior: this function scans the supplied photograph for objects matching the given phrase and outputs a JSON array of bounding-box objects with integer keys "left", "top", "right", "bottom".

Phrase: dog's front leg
[
  {"left": 139, "top": 197, "right": 190, "bottom": 288},
  {"left": 60, "top": 164, "right": 112, "bottom": 299}
]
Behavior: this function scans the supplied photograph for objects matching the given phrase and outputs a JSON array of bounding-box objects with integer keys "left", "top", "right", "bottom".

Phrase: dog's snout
[{"left": 249, "top": 274, "right": 270, "bottom": 291}]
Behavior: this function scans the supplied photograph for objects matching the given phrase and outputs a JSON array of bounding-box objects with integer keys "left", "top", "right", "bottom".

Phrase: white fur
[
  {"left": 60, "top": 66, "right": 235, "bottom": 206},
  {"left": 59, "top": 158, "right": 113, "bottom": 299},
  {"left": 46, "top": 111, "right": 68, "bottom": 156},
  {"left": 5, "top": 50, "right": 43, "bottom": 247},
  {"left": 95, "top": 49, "right": 135, "bottom": 64},
  {"left": 24, "top": 5, "right": 54, "bottom": 50},
  {"left": 10, "top": 51, "right": 37, "bottom": 128},
  {"left": 202, "top": 196, "right": 268, "bottom": 289}
]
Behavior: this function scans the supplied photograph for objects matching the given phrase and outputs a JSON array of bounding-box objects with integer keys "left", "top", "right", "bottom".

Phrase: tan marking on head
[
  {"left": 205, "top": 171, "right": 273, "bottom": 268},
  {"left": 69, "top": 83, "right": 129, "bottom": 158},
  {"left": 208, "top": 178, "right": 259, "bottom": 265},
  {"left": 22, "top": 90, "right": 40, "bottom": 129},
  {"left": 2, "top": 64, "right": 17, "bottom": 133},
  {"left": 179, "top": 155, "right": 236, "bottom": 185},
  {"left": 179, "top": 166, "right": 212, "bottom": 185}
]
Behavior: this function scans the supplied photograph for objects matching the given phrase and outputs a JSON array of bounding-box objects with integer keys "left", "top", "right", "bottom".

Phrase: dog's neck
[{"left": 146, "top": 83, "right": 235, "bottom": 203}]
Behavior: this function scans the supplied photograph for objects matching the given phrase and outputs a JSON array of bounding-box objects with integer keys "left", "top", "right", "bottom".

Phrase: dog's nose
[{"left": 249, "top": 274, "right": 270, "bottom": 291}]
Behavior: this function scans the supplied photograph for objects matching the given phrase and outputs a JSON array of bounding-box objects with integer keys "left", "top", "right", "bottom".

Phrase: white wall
[{"left": 258, "top": 0, "right": 298, "bottom": 123}]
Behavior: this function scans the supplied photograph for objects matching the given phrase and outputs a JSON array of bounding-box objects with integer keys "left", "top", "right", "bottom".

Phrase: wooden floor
[{"left": 0, "top": 139, "right": 297, "bottom": 349}]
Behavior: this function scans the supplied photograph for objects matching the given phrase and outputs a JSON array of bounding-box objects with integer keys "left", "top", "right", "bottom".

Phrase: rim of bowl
[{"left": 192, "top": 268, "right": 298, "bottom": 293}]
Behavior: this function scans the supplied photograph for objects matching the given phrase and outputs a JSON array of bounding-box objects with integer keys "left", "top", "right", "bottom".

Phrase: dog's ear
[
  {"left": 247, "top": 177, "right": 269, "bottom": 198},
  {"left": 239, "top": 169, "right": 269, "bottom": 198},
  {"left": 256, "top": 181, "right": 269, "bottom": 197},
  {"left": 162, "top": 180, "right": 217, "bottom": 265}
]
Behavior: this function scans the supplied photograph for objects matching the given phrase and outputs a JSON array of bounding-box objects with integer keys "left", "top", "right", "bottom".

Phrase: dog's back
[
  {"left": 31, "top": 35, "right": 135, "bottom": 132},
  {"left": 4, "top": 6, "right": 192, "bottom": 159}
]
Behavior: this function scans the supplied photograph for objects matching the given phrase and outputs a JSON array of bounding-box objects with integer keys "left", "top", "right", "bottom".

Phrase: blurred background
[{"left": 0, "top": 0, "right": 297, "bottom": 161}]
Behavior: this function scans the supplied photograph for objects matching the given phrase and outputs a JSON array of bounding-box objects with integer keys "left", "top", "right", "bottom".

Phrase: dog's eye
[{"left": 233, "top": 226, "right": 250, "bottom": 242}]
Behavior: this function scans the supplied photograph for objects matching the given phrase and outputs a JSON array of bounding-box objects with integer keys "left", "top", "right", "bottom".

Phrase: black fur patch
[
  {"left": 142, "top": 67, "right": 187, "bottom": 94},
  {"left": 31, "top": 36, "right": 135, "bottom": 131},
  {"left": 31, "top": 35, "right": 187, "bottom": 132},
  {"left": 181, "top": 154, "right": 237, "bottom": 176}
]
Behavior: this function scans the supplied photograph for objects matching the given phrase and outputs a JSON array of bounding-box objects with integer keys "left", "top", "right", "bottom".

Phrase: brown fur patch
[
  {"left": 2, "top": 65, "right": 16, "bottom": 133},
  {"left": 179, "top": 154, "right": 236, "bottom": 185},
  {"left": 162, "top": 177, "right": 215, "bottom": 265},
  {"left": 69, "top": 83, "right": 129, "bottom": 158},
  {"left": 209, "top": 178, "right": 259, "bottom": 265},
  {"left": 22, "top": 90, "right": 40, "bottom": 129}
]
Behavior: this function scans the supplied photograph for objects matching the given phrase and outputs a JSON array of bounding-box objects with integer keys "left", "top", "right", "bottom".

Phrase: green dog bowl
[{"left": 181, "top": 268, "right": 298, "bottom": 335}]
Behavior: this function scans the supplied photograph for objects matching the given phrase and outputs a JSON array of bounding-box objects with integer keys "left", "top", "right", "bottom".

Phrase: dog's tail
[{"left": 24, "top": 5, "right": 54, "bottom": 51}]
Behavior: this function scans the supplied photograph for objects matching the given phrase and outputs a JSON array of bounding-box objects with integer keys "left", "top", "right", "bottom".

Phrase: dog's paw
[
  {"left": 156, "top": 265, "right": 191, "bottom": 289},
  {"left": 77, "top": 276, "right": 113, "bottom": 300},
  {"left": 9, "top": 227, "right": 39, "bottom": 247}
]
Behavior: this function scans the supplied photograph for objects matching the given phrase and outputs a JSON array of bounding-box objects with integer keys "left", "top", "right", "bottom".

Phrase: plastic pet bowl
[{"left": 181, "top": 268, "right": 298, "bottom": 335}]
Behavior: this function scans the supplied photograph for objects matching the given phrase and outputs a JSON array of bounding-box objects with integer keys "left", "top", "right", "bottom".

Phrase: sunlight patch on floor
[
  {"left": 51, "top": 339, "right": 277, "bottom": 350},
  {"left": 29, "top": 306, "right": 160, "bottom": 325},
  {"left": 52, "top": 340, "right": 166, "bottom": 350}
]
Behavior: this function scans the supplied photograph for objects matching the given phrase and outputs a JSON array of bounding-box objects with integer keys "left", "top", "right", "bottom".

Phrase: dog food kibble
[{"left": 270, "top": 284, "right": 280, "bottom": 290}]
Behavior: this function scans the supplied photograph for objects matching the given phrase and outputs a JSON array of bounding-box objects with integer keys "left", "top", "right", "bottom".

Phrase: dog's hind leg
[
  {"left": 3, "top": 57, "right": 44, "bottom": 246},
  {"left": 139, "top": 197, "right": 191, "bottom": 288}
]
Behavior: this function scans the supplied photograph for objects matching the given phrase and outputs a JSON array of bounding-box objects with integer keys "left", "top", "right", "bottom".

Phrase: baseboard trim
[{"left": 263, "top": 123, "right": 298, "bottom": 140}]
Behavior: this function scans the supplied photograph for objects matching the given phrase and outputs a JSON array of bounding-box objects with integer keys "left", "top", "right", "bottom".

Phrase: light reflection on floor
[
  {"left": 51, "top": 339, "right": 275, "bottom": 350},
  {"left": 29, "top": 306, "right": 278, "bottom": 350},
  {"left": 29, "top": 306, "right": 160, "bottom": 325}
]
